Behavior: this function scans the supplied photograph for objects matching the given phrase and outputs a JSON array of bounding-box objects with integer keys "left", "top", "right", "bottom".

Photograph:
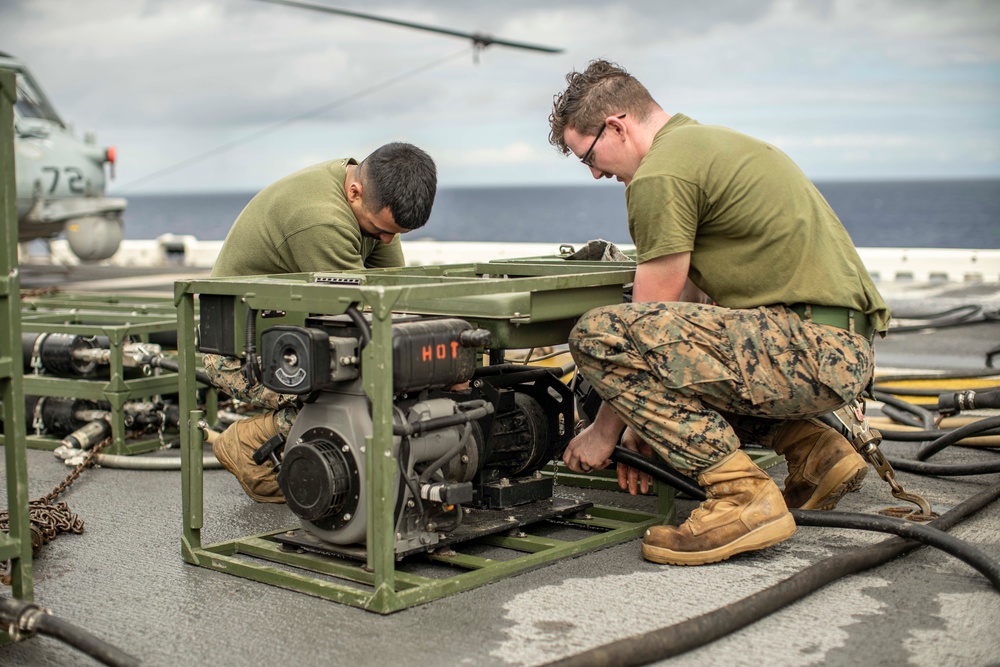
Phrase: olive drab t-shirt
[
  {"left": 211, "top": 159, "right": 405, "bottom": 278},
  {"left": 625, "top": 114, "right": 890, "bottom": 332}
]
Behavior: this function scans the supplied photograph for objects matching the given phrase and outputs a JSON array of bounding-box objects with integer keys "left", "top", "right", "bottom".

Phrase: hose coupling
[{"left": 0, "top": 597, "right": 49, "bottom": 642}]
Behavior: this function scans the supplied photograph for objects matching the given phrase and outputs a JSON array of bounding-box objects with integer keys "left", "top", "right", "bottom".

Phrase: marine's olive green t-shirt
[
  {"left": 211, "top": 159, "right": 404, "bottom": 278},
  {"left": 626, "top": 114, "right": 889, "bottom": 332}
]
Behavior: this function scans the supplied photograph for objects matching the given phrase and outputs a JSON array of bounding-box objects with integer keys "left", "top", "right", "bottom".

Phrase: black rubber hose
[
  {"left": 472, "top": 364, "right": 565, "bottom": 385},
  {"left": 917, "top": 414, "right": 1000, "bottom": 461},
  {"left": 875, "top": 368, "right": 1000, "bottom": 384},
  {"left": 473, "top": 363, "right": 543, "bottom": 377},
  {"left": 889, "top": 304, "right": 983, "bottom": 322},
  {"left": 150, "top": 355, "right": 214, "bottom": 387},
  {"left": 541, "top": 481, "right": 1000, "bottom": 667},
  {"left": 610, "top": 421, "right": 1000, "bottom": 480},
  {"left": 873, "top": 385, "right": 1000, "bottom": 398},
  {"left": 873, "top": 390, "right": 936, "bottom": 429},
  {"left": 477, "top": 369, "right": 560, "bottom": 387},
  {"left": 890, "top": 320, "right": 995, "bottom": 334},
  {"left": 789, "top": 509, "right": 1000, "bottom": 590},
  {"left": 392, "top": 403, "right": 493, "bottom": 437},
  {"left": 609, "top": 447, "right": 706, "bottom": 500},
  {"left": 880, "top": 404, "right": 927, "bottom": 429},
  {"left": 419, "top": 423, "right": 473, "bottom": 484},
  {"left": 396, "top": 437, "right": 424, "bottom": 518},
  {"left": 552, "top": 359, "right": 577, "bottom": 379},
  {"left": 33, "top": 615, "right": 142, "bottom": 667},
  {"left": 879, "top": 426, "right": 1000, "bottom": 441},
  {"left": 887, "top": 304, "right": 985, "bottom": 333},
  {"left": 886, "top": 456, "right": 1000, "bottom": 476},
  {"left": 0, "top": 598, "right": 140, "bottom": 667},
  {"left": 938, "top": 388, "right": 1000, "bottom": 413},
  {"left": 345, "top": 304, "right": 371, "bottom": 349}
]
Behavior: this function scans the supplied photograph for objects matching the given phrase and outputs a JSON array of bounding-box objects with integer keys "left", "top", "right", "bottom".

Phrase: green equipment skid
[
  {"left": 1, "top": 68, "right": 34, "bottom": 636},
  {"left": 19, "top": 293, "right": 208, "bottom": 455},
  {"left": 176, "top": 261, "right": 675, "bottom": 614}
]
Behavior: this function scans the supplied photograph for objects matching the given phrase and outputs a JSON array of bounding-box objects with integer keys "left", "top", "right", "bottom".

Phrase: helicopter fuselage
[{"left": 2, "top": 52, "right": 126, "bottom": 262}]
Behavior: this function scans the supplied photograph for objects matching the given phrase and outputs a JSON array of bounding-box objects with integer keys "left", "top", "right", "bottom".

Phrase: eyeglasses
[{"left": 580, "top": 113, "right": 626, "bottom": 167}]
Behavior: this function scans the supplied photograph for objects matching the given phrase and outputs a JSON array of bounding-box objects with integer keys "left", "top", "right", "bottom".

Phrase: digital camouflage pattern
[
  {"left": 202, "top": 353, "right": 299, "bottom": 436},
  {"left": 203, "top": 353, "right": 298, "bottom": 502},
  {"left": 570, "top": 302, "right": 873, "bottom": 475}
]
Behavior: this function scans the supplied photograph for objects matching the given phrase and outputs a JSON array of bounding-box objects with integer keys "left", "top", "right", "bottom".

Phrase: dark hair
[
  {"left": 548, "top": 60, "right": 657, "bottom": 155},
  {"left": 358, "top": 142, "right": 437, "bottom": 230}
]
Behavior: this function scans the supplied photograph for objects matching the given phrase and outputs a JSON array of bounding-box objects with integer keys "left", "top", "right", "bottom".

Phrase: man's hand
[
  {"left": 563, "top": 402, "right": 626, "bottom": 473},
  {"left": 617, "top": 427, "right": 653, "bottom": 495},
  {"left": 563, "top": 422, "right": 617, "bottom": 473}
]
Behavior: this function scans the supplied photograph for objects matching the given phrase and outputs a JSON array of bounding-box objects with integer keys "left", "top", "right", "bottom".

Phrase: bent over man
[
  {"left": 206, "top": 142, "right": 437, "bottom": 502},
  {"left": 550, "top": 61, "right": 889, "bottom": 565}
]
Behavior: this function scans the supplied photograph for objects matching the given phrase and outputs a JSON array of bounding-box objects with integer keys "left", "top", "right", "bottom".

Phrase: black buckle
[{"left": 253, "top": 433, "right": 286, "bottom": 471}]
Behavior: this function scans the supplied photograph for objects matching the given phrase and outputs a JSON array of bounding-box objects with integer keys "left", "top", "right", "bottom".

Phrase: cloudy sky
[{"left": 2, "top": 0, "right": 998, "bottom": 193}]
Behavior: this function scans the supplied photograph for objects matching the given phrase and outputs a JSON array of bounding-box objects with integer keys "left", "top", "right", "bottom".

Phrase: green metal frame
[
  {"left": 0, "top": 69, "right": 34, "bottom": 633},
  {"left": 17, "top": 294, "right": 214, "bottom": 454},
  {"left": 177, "top": 262, "right": 676, "bottom": 613},
  {"left": 21, "top": 293, "right": 179, "bottom": 316}
]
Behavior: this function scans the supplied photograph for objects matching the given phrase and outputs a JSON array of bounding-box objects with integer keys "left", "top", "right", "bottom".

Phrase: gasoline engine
[{"left": 257, "top": 313, "right": 574, "bottom": 556}]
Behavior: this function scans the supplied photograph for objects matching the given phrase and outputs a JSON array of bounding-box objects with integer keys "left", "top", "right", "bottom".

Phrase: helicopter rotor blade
[{"left": 254, "top": 0, "right": 564, "bottom": 54}]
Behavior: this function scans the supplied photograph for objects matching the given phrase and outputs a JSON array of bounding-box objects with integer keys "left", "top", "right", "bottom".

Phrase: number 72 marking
[{"left": 41, "top": 166, "right": 86, "bottom": 194}]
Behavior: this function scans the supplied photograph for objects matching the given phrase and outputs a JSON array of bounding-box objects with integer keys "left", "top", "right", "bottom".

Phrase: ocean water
[{"left": 120, "top": 179, "right": 1000, "bottom": 249}]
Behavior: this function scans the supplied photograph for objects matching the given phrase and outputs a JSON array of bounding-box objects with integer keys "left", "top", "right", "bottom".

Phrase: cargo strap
[{"left": 830, "top": 397, "right": 935, "bottom": 520}]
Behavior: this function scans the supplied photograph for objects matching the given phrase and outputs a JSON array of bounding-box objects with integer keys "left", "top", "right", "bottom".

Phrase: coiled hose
[
  {"left": 92, "top": 453, "right": 223, "bottom": 470},
  {"left": 544, "top": 451, "right": 1000, "bottom": 667},
  {"left": 872, "top": 390, "right": 935, "bottom": 429},
  {"left": 873, "top": 373, "right": 1000, "bottom": 470},
  {"left": 916, "top": 414, "right": 1000, "bottom": 461}
]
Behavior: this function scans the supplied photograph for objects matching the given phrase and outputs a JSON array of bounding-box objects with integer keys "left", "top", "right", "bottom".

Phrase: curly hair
[{"left": 548, "top": 60, "right": 657, "bottom": 155}]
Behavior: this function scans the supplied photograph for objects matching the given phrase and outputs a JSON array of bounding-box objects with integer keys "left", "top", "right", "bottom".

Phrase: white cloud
[
  {"left": 2, "top": 0, "right": 997, "bottom": 191},
  {"left": 446, "top": 142, "right": 547, "bottom": 166},
  {"left": 772, "top": 134, "right": 918, "bottom": 150}
]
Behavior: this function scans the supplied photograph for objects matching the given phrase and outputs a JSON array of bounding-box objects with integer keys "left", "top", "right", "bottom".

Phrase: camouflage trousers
[
  {"left": 202, "top": 353, "right": 299, "bottom": 437},
  {"left": 569, "top": 303, "right": 874, "bottom": 475}
]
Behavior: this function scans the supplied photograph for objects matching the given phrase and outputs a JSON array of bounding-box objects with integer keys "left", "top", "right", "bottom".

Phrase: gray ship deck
[{"left": 3, "top": 271, "right": 1000, "bottom": 667}]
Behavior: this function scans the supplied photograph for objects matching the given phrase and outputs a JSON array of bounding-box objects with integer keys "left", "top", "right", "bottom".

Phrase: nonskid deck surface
[{"left": 2, "top": 276, "right": 999, "bottom": 666}]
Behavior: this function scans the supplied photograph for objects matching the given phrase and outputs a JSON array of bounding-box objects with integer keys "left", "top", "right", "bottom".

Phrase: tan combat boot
[
  {"left": 641, "top": 450, "right": 796, "bottom": 566},
  {"left": 212, "top": 412, "right": 286, "bottom": 503},
  {"left": 771, "top": 419, "right": 867, "bottom": 510}
]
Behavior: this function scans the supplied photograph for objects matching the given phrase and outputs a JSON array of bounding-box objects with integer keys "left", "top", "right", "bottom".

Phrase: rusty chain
[
  {"left": 19, "top": 286, "right": 62, "bottom": 300},
  {"left": 38, "top": 437, "right": 112, "bottom": 505},
  {"left": 1, "top": 437, "right": 112, "bottom": 583}
]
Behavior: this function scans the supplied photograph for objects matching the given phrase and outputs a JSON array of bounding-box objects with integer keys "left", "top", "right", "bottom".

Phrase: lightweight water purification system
[{"left": 177, "top": 261, "right": 675, "bottom": 613}]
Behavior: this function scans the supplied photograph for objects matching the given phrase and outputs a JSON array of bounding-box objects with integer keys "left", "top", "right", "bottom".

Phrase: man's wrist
[{"left": 593, "top": 406, "right": 625, "bottom": 441}]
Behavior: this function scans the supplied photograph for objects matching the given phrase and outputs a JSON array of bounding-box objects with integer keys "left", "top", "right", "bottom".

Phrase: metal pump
[{"left": 256, "top": 313, "right": 575, "bottom": 556}]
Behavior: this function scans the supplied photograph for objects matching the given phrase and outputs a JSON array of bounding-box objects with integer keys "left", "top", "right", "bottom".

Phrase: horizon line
[{"left": 112, "top": 175, "right": 1000, "bottom": 197}]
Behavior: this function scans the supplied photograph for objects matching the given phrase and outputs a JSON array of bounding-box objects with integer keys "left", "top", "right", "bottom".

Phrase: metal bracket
[{"left": 29, "top": 332, "right": 47, "bottom": 375}]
